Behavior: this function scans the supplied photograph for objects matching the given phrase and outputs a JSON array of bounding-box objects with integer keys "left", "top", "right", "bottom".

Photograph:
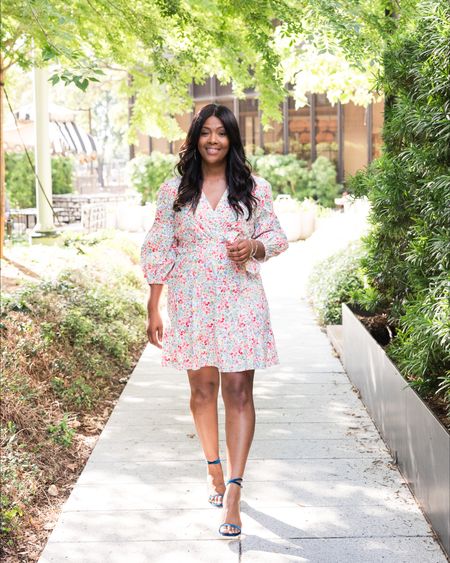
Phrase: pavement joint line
[
  {"left": 45, "top": 535, "right": 435, "bottom": 543},
  {"left": 44, "top": 536, "right": 436, "bottom": 542},
  {"left": 119, "top": 392, "right": 358, "bottom": 399},
  {"left": 91, "top": 438, "right": 387, "bottom": 442},
  {"left": 113, "top": 407, "right": 366, "bottom": 411},
  {"left": 87, "top": 456, "right": 390, "bottom": 460},
  {"left": 87, "top": 456, "right": 391, "bottom": 462},
  {"left": 92, "top": 441, "right": 385, "bottom": 445},
  {"left": 60, "top": 502, "right": 426, "bottom": 512},
  {"left": 74, "top": 481, "right": 406, "bottom": 486}
]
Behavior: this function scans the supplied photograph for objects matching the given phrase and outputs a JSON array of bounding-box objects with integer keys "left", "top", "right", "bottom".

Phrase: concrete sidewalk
[{"left": 39, "top": 245, "right": 447, "bottom": 562}]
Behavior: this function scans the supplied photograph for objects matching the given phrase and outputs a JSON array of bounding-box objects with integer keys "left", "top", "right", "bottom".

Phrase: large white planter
[
  {"left": 141, "top": 202, "right": 156, "bottom": 231},
  {"left": 115, "top": 205, "right": 145, "bottom": 232},
  {"left": 274, "top": 195, "right": 317, "bottom": 242},
  {"left": 298, "top": 209, "right": 316, "bottom": 239},
  {"left": 277, "top": 211, "right": 303, "bottom": 241}
]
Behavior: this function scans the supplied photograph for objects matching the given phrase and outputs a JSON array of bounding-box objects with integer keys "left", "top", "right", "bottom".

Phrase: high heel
[
  {"left": 206, "top": 458, "right": 224, "bottom": 508},
  {"left": 218, "top": 477, "right": 243, "bottom": 537}
]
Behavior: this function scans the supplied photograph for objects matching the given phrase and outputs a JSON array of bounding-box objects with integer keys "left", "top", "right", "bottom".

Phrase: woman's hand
[
  {"left": 146, "top": 310, "right": 164, "bottom": 349},
  {"left": 225, "top": 237, "right": 254, "bottom": 264}
]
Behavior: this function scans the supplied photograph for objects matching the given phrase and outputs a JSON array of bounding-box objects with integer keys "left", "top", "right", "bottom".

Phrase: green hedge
[
  {"left": 306, "top": 240, "right": 384, "bottom": 325},
  {"left": 5, "top": 153, "right": 75, "bottom": 209},
  {"left": 126, "top": 152, "right": 178, "bottom": 204},
  {"left": 348, "top": 0, "right": 450, "bottom": 413}
]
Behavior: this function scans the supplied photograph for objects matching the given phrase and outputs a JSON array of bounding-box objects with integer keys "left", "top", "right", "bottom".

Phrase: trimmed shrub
[
  {"left": 126, "top": 152, "right": 178, "bottom": 203},
  {"left": 306, "top": 240, "right": 384, "bottom": 325},
  {"left": 248, "top": 153, "right": 342, "bottom": 207},
  {"left": 5, "top": 153, "right": 75, "bottom": 209}
]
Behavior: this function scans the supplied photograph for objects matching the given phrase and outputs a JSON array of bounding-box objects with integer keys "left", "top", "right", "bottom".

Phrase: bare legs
[
  {"left": 187, "top": 366, "right": 225, "bottom": 503},
  {"left": 220, "top": 369, "right": 255, "bottom": 532},
  {"left": 187, "top": 366, "right": 256, "bottom": 531}
]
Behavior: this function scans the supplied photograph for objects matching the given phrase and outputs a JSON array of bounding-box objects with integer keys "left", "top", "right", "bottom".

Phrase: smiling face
[{"left": 197, "top": 115, "right": 230, "bottom": 165}]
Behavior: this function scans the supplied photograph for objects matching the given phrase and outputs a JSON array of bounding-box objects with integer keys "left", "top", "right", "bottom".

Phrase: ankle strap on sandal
[
  {"left": 227, "top": 477, "right": 243, "bottom": 488},
  {"left": 206, "top": 457, "right": 221, "bottom": 465}
]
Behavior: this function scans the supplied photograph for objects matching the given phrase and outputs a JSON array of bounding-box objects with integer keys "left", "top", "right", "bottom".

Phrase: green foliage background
[
  {"left": 128, "top": 151, "right": 342, "bottom": 208},
  {"left": 306, "top": 240, "right": 385, "bottom": 325},
  {"left": 5, "top": 154, "right": 74, "bottom": 208},
  {"left": 249, "top": 154, "right": 342, "bottom": 207},
  {"left": 126, "top": 152, "right": 178, "bottom": 204}
]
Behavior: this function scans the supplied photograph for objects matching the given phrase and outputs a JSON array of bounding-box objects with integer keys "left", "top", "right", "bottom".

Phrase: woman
[{"left": 140, "top": 103, "right": 288, "bottom": 538}]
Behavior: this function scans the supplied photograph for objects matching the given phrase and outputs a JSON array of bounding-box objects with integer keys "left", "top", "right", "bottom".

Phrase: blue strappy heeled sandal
[
  {"left": 206, "top": 458, "right": 225, "bottom": 508},
  {"left": 218, "top": 477, "right": 243, "bottom": 537}
]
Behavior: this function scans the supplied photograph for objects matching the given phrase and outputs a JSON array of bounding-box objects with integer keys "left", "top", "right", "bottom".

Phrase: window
[
  {"left": 372, "top": 100, "right": 384, "bottom": 160},
  {"left": 193, "top": 77, "right": 212, "bottom": 98},
  {"left": 215, "top": 78, "right": 233, "bottom": 97},
  {"left": 239, "top": 98, "right": 261, "bottom": 154},
  {"left": 215, "top": 99, "right": 234, "bottom": 112},
  {"left": 288, "top": 95, "right": 311, "bottom": 161},
  {"left": 315, "top": 94, "right": 338, "bottom": 166},
  {"left": 343, "top": 102, "right": 368, "bottom": 178}
]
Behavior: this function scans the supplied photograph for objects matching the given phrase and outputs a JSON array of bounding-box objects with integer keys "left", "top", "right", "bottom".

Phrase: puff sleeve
[
  {"left": 140, "top": 181, "right": 178, "bottom": 284},
  {"left": 251, "top": 179, "right": 289, "bottom": 263}
]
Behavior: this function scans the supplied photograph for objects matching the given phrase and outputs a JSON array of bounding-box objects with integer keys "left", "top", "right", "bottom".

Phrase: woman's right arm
[
  {"left": 146, "top": 284, "right": 165, "bottom": 348},
  {"left": 140, "top": 180, "right": 177, "bottom": 347},
  {"left": 140, "top": 181, "right": 177, "bottom": 284}
]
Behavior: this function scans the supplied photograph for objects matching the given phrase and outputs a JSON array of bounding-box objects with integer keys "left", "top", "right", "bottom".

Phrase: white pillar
[{"left": 32, "top": 65, "right": 56, "bottom": 234}]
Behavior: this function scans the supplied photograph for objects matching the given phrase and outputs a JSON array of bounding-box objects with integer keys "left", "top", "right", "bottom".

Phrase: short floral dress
[{"left": 140, "top": 175, "right": 289, "bottom": 371}]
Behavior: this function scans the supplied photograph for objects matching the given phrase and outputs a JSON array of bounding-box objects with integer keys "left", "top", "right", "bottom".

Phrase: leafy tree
[{"left": 1, "top": 0, "right": 416, "bottom": 136}]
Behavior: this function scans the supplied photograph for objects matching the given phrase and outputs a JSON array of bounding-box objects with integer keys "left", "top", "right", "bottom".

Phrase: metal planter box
[{"left": 342, "top": 303, "right": 450, "bottom": 557}]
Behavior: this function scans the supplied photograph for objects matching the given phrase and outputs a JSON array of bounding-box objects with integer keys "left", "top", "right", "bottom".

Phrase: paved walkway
[{"left": 39, "top": 228, "right": 448, "bottom": 562}]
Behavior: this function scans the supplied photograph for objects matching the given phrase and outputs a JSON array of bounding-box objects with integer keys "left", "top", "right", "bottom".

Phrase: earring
[{"left": 194, "top": 150, "right": 197, "bottom": 161}]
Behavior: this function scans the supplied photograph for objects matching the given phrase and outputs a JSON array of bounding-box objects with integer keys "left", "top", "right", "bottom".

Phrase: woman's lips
[{"left": 206, "top": 148, "right": 220, "bottom": 154}]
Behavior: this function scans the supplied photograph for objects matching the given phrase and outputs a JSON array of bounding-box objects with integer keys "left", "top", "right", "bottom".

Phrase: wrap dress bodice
[{"left": 140, "top": 175, "right": 289, "bottom": 371}]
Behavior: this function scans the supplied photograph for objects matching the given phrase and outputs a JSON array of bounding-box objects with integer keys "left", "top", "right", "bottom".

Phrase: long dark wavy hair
[{"left": 173, "top": 103, "right": 259, "bottom": 220}]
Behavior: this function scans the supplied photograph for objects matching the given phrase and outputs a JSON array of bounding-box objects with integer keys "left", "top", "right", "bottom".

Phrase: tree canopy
[{"left": 2, "top": 0, "right": 417, "bottom": 139}]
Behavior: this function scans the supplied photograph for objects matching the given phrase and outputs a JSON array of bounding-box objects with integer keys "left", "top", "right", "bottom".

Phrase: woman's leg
[
  {"left": 220, "top": 369, "right": 256, "bottom": 531},
  {"left": 187, "top": 365, "right": 225, "bottom": 502}
]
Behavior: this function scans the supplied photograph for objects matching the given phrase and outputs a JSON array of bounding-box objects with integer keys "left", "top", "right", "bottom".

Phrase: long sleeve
[
  {"left": 251, "top": 179, "right": 289, "bottom": 263},
  {"left": 140, "top": 181, "right": 178, "bottom": 284}
]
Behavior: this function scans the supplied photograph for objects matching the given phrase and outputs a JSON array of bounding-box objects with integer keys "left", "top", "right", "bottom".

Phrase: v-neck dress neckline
[{"left": 201, "top": 187, "right": 228, "bottom": 213}]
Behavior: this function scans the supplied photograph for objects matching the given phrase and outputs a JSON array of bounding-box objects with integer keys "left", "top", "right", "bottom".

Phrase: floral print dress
[{"left": 140, "top": 175, "right": 289, "bottom": 371}]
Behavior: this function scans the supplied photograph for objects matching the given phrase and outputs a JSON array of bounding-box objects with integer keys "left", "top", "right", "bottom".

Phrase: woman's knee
[
  {"left": 189, "top": 379, "right": 219, "bottom": 410},
  {"left": 221, "top": 374, "right": 254, "bottom": 410}
]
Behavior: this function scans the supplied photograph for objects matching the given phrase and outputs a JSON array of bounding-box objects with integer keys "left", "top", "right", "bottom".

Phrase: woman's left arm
[{"left": 251, "top": 179, "right": 289, "bottom": 262}]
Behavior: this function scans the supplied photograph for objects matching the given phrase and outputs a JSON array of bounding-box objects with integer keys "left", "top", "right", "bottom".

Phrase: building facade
[{"left": 137, "top": 77, "right": 384, "bottom": 183}]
